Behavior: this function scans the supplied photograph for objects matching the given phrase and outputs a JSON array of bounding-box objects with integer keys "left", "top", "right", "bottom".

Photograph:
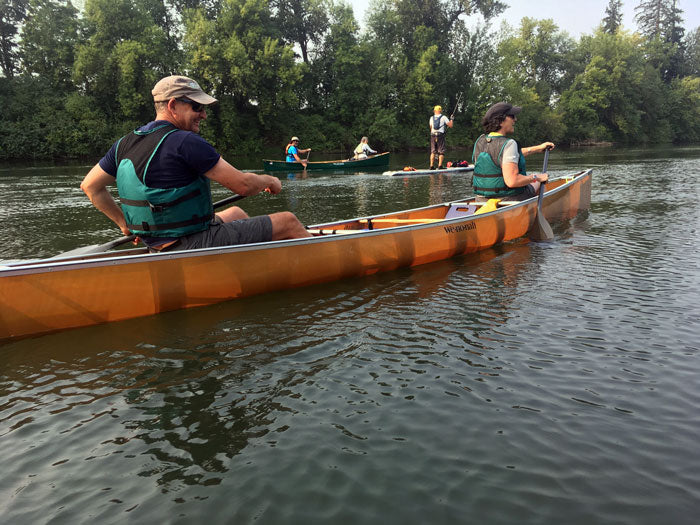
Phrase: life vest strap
[
  {"left": 127, "top": 213, "right": 213, "bottom": 232},
  {"left": 120, "top": 188, "right": 203, "bottom": 212}
]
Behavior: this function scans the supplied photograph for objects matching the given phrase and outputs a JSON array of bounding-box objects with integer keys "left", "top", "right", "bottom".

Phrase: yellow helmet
[{"left": 434, "top": 105, "right": 442, "bottom": 112}]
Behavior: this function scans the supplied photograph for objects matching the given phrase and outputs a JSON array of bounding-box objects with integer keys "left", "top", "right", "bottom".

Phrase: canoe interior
[{"left": 308, "top": 172, "right": 582, "bottom": 233}]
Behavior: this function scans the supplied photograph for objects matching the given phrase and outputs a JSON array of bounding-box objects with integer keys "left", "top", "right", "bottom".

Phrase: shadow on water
[{"left": 0, "top": 236, "right": 540, "bottom": 494}]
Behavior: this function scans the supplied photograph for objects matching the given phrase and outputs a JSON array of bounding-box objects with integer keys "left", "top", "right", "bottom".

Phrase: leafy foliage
[
  {"left": 0, "top": 0, "right": 699, "bottom": 161},
  {"left": 602, "top": 0, "right": 623, "bottom": 34}
]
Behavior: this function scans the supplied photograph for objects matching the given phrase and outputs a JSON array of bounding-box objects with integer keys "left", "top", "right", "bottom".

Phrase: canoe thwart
[{"left": 307, "top": 228, "right": 366, "bottom": 235}]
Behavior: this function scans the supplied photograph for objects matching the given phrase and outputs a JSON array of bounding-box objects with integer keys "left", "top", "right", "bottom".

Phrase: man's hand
[{"left": 264, "top": 176, "right": 282, "bottom": 195}]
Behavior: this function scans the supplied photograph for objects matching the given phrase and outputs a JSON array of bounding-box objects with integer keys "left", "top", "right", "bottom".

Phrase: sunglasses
[{"left": 177, "top": 98, "right": 206, "bottom": 112}]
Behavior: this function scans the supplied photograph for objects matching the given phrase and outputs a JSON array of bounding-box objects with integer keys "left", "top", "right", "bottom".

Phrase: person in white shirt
[{"left": 429, "top": 105, "right": 454, "bottom": 170}]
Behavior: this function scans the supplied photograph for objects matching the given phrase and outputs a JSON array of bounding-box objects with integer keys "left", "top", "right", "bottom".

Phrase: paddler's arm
[
  {"left": 502, "top": 162, "right": 548, "bottom": 188},
  {"left": 80, "top": 164, "right": 132, "bottom": 236},
  {"left": 205, "top": 157, "right": 282, "bottom": 195},
  {"left": 521, "top": 142, "right": 555, "bottom": 156}
]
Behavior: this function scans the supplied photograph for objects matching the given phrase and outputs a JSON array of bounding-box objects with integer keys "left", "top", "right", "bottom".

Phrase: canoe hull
[
  {"left": 0, "top": 171, "right": 592, "bottom": 341},
  {"left": 262, "top": 152, "right": 390, "bottom": 171}
]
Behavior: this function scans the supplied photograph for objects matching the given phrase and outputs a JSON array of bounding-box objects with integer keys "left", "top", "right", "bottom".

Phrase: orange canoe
[{"left": 0, "top": 170, "right": 592, "bottom": 341}]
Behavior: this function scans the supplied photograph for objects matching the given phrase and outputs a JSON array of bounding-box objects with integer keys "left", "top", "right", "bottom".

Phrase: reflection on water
[{"left": 1, "top": 146, "right": 700, "bottom": 524}]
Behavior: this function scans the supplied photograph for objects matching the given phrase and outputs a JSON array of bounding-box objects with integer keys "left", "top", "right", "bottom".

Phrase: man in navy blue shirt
[{"left": 81, "top": 75, "right": 310, "bottom": 251}]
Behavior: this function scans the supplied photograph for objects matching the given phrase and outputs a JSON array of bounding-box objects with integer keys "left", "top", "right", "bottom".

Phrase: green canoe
[{"left": 262, "top": 152, "right": 390, "bottom": 171}]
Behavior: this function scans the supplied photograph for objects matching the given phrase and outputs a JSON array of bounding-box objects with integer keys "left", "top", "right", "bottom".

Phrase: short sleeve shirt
[
  {"left": 500, "top": 139, "right": 519, "bottom": 165},
  {"left": 286, "top": 145, "right": 299, "bottom": 162},
  {"left": 429, "top": 114, "right": 450, "bottom": 134},
  {"left": 99, "top": 120, "right": 221, "bottom": 188}
]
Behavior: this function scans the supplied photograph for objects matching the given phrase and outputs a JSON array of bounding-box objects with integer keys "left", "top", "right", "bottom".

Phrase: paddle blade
[{"left": 528, "top": 212, "right": 554, "bottom": 241}]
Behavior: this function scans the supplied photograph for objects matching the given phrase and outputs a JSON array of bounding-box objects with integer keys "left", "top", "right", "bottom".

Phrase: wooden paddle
[
  {"left": 55, "top": 194, "right": 246, "bottom": 258},
  {"left": 528, "top": 147, "right": 554, "bottom": 241}
]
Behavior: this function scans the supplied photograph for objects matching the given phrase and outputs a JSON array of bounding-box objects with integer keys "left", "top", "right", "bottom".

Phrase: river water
[{"left": 1, "top": 146, "right": 699, "bottom": 524}]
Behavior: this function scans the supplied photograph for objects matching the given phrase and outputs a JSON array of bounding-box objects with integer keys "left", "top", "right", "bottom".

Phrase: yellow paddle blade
[{"left": 473, "top": 199, "right": 501, "bottom": 215}]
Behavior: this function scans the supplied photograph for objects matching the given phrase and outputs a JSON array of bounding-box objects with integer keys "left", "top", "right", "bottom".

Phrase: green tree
[
  {"left": 496, "top": 18, "right": 576, "bottom": 104},
  {"left": 634, "top": 0, "right": 667, "bottom": 39},
  {"left": 683, "top": 27, "right": 700, "bottom": 75},
  {"left": 667, "top": 75, "right": 700, "bottom": 141},
  {"left": 447, "top": 22, "right": 496, "bottom": 142},
  {"left": 272, "top": 0, "right": 328, "bottom": 64},
  {"left": 183, "top": 0, "right": 303, "bottom": 151},
  {"left": 602, "top": 0, "right": 623, "bottom": 34},
  {"left": 304, "top": 2, "right": 370, "bottom": 145},
  {"left": 634, "top": 0, "right": 685, "bottom": 81},
  {"left": 73, "top": 0, "right": 181, "bottom": 126},
  {"left": 168, "top": 0, "right": 221, "bottom": 19},
  {"left": 559, "top": 29, "right": 667, "bottom": 143},
  {"left": 0, "top": 0, "right": 28, "bottom": 77},
  {"left": 366, "top": 0, "right": 506, "bottom": 148},
  {"left": 19, "top": 0, "right": 80, "bottom": 89}
]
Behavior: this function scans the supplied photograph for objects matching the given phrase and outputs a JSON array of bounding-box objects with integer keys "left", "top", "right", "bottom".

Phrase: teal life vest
[
  {"left": 115, "top": 124, "right": 214, "bottom": 237},
  {"left": 471, "top": 134, "right": 527, "bottom": 197}
]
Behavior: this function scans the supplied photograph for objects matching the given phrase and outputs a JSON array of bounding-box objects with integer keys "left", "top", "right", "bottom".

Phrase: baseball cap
[
  {"left": 152, "top": 75, "right": 217, "bottom": 105},
  {"left": 484, "top": 102, "right": 521, "bottom": 120},
  {"left": 291, "top": 136, "right": 300, "bottom": 142}
]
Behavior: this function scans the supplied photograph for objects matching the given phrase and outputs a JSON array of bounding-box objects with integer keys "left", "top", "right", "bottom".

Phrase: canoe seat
[{"left": 445, "top": 203, "right": 478, "bottom": 218}]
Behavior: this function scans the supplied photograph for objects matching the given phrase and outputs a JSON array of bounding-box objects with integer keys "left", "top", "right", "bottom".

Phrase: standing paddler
[{"left": 429, "top": 105, "right": 454, "bottom": 170}]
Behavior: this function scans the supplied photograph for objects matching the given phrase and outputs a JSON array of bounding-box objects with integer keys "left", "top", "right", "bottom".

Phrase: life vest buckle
[{"left": 148, "top": 202, "right": 164, "bottom": 213}]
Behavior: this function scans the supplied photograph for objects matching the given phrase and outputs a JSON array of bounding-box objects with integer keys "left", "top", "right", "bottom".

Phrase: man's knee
[
  {"left": 217, "top": 206, "right": 248, "bottom": 222},
  {"left": 270, "top": 211, "right": 307, "bottom": 239}
]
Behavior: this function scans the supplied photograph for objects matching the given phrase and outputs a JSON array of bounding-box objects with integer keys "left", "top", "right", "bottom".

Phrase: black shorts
[
  {"left": 430, "top": 133, "right": 446, "bottom": 154},
  {"left": 509, "top": 184, "right": 537, "bottom": 201},
  {"left": 167, "top": 215, "right": 273, "bottom": 251}
]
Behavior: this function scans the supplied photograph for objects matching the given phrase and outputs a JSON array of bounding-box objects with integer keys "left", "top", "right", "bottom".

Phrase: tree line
[{"left": 1, "top": 0, "right": 699, "bottom": 161}]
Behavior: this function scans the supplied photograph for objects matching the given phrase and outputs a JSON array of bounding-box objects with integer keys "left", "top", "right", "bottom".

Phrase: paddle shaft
[
  {"left": 528, "top": 146, "right": 555, "bottom": 241},
  {"left": 536, "top": 148, "right": 551, "bottom": 209}
]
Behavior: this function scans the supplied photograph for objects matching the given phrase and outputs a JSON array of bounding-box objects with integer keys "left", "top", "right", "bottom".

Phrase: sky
[{"left": 348, "top": 0, "right": 700, "bottom": 37}]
